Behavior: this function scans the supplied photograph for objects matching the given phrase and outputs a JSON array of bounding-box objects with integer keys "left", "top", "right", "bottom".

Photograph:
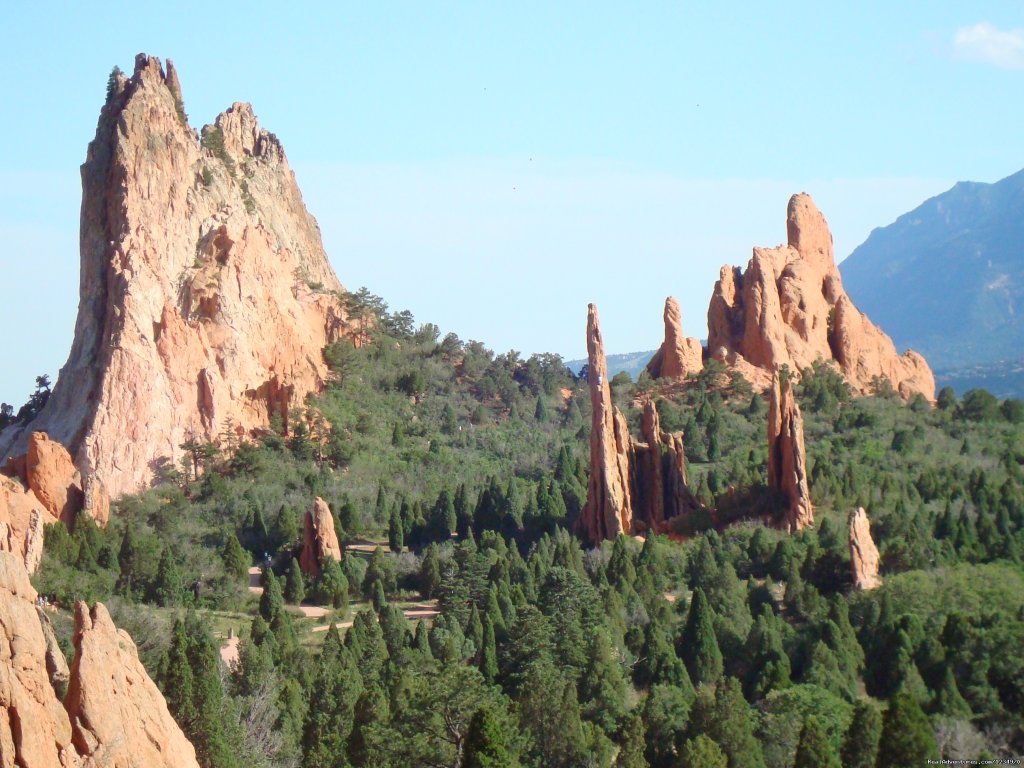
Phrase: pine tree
[
  {"left": 743, "top": 606, "right": 790, "bottom": 700},
  {"left": 480, "top": 614, "right": 498, "bottom": 682},
  {"left": 876, "top": 693, "right": 939, "bottom": 768},
  {"left": 221, "top": 531, "right": 250, "bottom": 580},
  {"left": 259, "top": 568, "right": 284, "bottom": 624},
  {"left": 793, "top": 716, "right": 840, "bottom": 768},
  {"left": 284, "top": 558, "right": 305, "bottom": 604},
  {"left": 680, "top": 588, "right": 723, "bottom": 686},
  {"left": 115, "top": 525, "right": 142, "bottom": 598},
  {"left": 150, "top": 546, "right": 183, "bottom": 607},
  {"left": 840, "top": 700, "right": 882, "bottom": 768},
  {"left": 614, "top": 713, "right": 648, "bottom": 768},
  {"left": 678, "top": 735, "right": 727, "bottom": 768},
  {"left": 931, "top": 664, "right": 972, "bottom": 718},
  {"left": 689, "top": 677, "right": 765, "bottom": 768},
  {"left": 464, "top": 706, "right": 520, "bottom": 768},
  {"left": 388, "top": 506, "right": 404, "bottom": 552}
]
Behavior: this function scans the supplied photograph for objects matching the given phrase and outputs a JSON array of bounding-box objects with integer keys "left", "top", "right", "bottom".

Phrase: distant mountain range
[
  {"left": 840, "top": 168, "right": 1024, "bottom": 373},
  {"left": 566, "top": 350, "right": 657, "bottom": 381}
]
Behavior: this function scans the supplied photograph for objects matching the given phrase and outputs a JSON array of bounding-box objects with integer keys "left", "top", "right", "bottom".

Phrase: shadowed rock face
[
  {"left": 0, "top": 54, "right": 348, "bottom": 498},
  {"left": 707, "top": 193, "right": 934, "bottom": 400},
  {"left": 646, "top": 297, "right": 703, "bottom": 381},
  {"left": 300, "top": 496, "right": 343, "bottom": 576},
  {"left": 849, "top": 507, "right": 882, "bottom": 590},
  {"left": 767, "top": 375, "right": 813, "bottom": 532},
  {"left": 0, "top": 551, "right": 200, "bottom": 767}
]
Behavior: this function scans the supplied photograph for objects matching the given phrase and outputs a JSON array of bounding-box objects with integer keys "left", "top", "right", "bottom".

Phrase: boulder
[
  {"left": 848, "top": 507, "right": 882, "bottom": 590},
  {"left": 299, "top": 497, "right": 342, "bottom": 576},
  {"left": 26, "top": 432, "right": 82, "bottom": 527}
]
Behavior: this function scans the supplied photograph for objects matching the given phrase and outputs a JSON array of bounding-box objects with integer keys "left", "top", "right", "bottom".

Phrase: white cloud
[{"left": 953, "top": 22, "right": 1024, "bottom": 70}]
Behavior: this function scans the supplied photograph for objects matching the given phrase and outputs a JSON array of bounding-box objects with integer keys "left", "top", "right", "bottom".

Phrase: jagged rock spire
[
  {"left": 767, "top": 373, "right": 813, "bottom": 532},
  {"left": 582, "top": 304, "right": 635, "bottom": 543},
  {"left": 646, "top": 296, "right": 703, "bottom": 381}
]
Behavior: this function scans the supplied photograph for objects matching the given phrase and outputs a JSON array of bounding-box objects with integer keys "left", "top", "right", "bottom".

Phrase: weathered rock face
[
  {"left": 0, "top": 54, "right": 348, "bottom": 498},
  {"left": 582, "top": 305, "right": 636, "bottom": 544},
  {"left": 0, "top": 475, "right": 57, "bottom": 574},
  {"left": 299, "top": 496, "right": 342, "bottom": 576},
  {"left": 767, "top": 375, "right": 813, "bottom": 532},
  {"left": 706, "top": 194, "right": 934, "bottom": 400},
  {"left": 646, "top": 297, "right": 703, "bottom": 381},
  {"left": 26, "top": 432, "right": 83, "bottom": 527},
  {"left": 0, "top": 553, "right": 79, "bottom": 767},
  {"left": 0, "top": 551, "right": 199, "bottom": 768},
  {"left": 66, "top": 602, "right": 200, "bottom": 768},
  {"left": 848, "top": 507, "right": 882, "bottom": 590},
  {"left": 631, "top": 400, "right": 700, "bottom": 532}
]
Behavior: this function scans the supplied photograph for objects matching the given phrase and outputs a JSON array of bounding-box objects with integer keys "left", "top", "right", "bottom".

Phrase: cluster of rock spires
[
  {"left": 299, "top": 496, "right": 343, "bottom": 576},
  {"left": 0, "top": 551, "right": 199, "bottom": 767},
  {"left": 650, "top": 194, "right": 935, "bottom": 401},
  {"left": 581, "top": 305, "right": 699, "bottom": 544},
  {"left": 0, "top": 54, "right": 350, "bottom": 498},
  {"left": 0, "top": 433, "right": 108, "bottom": 574}
]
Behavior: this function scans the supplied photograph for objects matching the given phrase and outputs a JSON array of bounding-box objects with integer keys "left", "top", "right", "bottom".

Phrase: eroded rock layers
[
  {"left": 299, "top": 496, "right": 343, "bottom": 576},
  {"left": 0, "top": 54, "right": 348, "bottom": 497},
  {"left": 848, "top": 507, "right": 882, "bottom": 590},
  {"left": 706, "top": 194, "right": 934, "bottom": 400}
]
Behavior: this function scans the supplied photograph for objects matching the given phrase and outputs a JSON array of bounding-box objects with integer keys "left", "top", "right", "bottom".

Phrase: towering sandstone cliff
[
  {"left": 0, "top": 551, "right": 199, "bottom": 767},
  {"left": 582, "top": 305, "right": 698, "bottom": 544},
  {"left": 0, "top": 54, "right": 347, "bottom": 497},
  {"left": 706, "top": 194, "right": 934, "bottom": 400}
]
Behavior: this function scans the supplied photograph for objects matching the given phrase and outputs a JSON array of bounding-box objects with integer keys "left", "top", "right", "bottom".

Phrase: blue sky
[{"left": 1, "top": 2, "right": 1023, "bottom": 405}]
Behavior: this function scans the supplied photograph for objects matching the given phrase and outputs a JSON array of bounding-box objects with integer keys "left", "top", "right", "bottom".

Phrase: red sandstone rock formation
[
  {"left": 0, "top": 432, "right": 108, "bottom": 573},
  {"left": 767, "top": 375, "right": 813, "bottom": 532},
  {"left": 582, "top": 305, "right": 636, "bottom": 544},
  {"left": 299, "top": 496, "right": 343, "bottom": 576},
  {"left": 706, "top": 194, "right": 934, "bottom": 400},
  {"left": 582, "top": 307, "right": 700, "bottom": 543},
  {"left": 0, "top": 54, "right": 348, "bottom": 498},
  {"left": 0, "top": 551, "right": 200, "bottom": 767},
  {"left": 0, "top": 475, "right": 57, "bottom": 575},
  {"left": 848, "top": 507, "right": 882, "bottom": 590},
  {"left": 631, "top": 400, "right": 700, "bottom": 531},
  {"left": 66, "top": 602, "right": 200, "bottom": 767},
  {"left": 646, "top": 297, "right": 703, "bottom": 381}
]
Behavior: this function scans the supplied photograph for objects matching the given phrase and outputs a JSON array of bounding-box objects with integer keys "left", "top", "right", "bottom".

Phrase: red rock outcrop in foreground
[
  {"left": 707, "top": 194, "right": 934, "bottom": 400},
  {"left": 581, "top": 305, "right": 699, "bottom": 544},
  {"left": 0, "top": 54, "right": 348, "bottom": 497},
  {"left": 848, "top": 507, "right": 882, "bottom": 590},
  {"left": 0, "top": 551, "right": 200, "bottom": 767},
  {"left": 299, "top": 496, "right": 343, "bottom": 576},
  {"left": 646, "top": 297, "right": 703, "bottom": 381},
  {"left": 767, "top": 375, "right": 813, "bottom": 532}
]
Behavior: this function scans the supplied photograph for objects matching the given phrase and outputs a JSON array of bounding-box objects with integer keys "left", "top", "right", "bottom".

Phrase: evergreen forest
[{"left": 21, "top": 289, "right": 1024, "bottom": 768}]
